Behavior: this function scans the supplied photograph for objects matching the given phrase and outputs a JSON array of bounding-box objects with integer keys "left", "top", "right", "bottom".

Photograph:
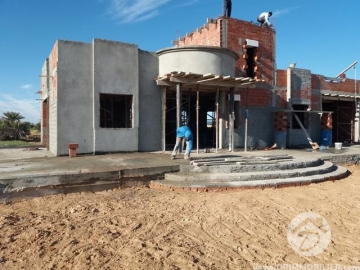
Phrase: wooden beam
[{"left": 156, "top": 80, "right": 175, "bottom": 86}]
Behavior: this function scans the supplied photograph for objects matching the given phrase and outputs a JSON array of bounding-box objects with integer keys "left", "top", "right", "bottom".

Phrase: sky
[{"left": 0, "top": 0, "right": 359, "bottom": 123}]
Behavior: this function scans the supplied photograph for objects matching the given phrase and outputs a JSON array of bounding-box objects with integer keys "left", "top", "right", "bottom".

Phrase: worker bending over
[
  {"left": 257, "top": 12, "right": 272, "bottom": 27},
  {"left": 171, "top": 126, "right": 193, "bottom": 160}
]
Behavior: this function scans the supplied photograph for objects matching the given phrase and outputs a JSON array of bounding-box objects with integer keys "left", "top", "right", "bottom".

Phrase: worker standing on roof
[
  {"left": 171, "top": 126, "right": 193, "bottom": 160},
  {"left": 257, "top": 12, "right": 272, "bottom": 27},
  {"left": 224, "top": 0, "right": 232, "bottom": 17}
]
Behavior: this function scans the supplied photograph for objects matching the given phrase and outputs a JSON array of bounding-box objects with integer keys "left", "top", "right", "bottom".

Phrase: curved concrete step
[
  {"left": 180, "top": 158, "right": 323, "bottom": 173},
  {"left": 150, "top": 165, "right": 349, "bottom": 191},
  {"left": 165, "top": 161, "right": 336, "bottom": 182}
]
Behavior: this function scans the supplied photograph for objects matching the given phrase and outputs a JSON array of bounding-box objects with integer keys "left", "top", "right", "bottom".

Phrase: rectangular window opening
[
  {"left": 100, "top": 94, "right": 133, "bottom": 128},
  {"left": 207, "top": 111, "right": 215, "bottom": 128},
  {"left": 292, "top": 104, "right": 309, "bottom": 129},
  {"left": 246, "top": 48, "right": 256, "bottom": 78}
]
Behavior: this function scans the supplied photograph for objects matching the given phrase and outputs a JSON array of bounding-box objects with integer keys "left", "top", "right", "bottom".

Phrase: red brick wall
[
  {"left": 174, "top": 17, "right": 275, "bottom": 107},
  {"left": 276, "top": 70, "right": 287, "bottom": 87},
  {"left": 238, "top": 87, "right": 271, "bottom": 107},
  {"left": 174, "top": 19, "right": 220, "bottom": 47},
  {"left": 41, "top": 99, "right": 49, "bottom": 148},
  {"left": 227, "top": 18, "right": 275, "bottom": 84},
  {"left": 173, "top": 17, "right": 359, "bottom": 111},
  {"left": 312, "top": 74, "right": 358, "bottom": 93},
  {"left": 274, "top": 90, "right": 287, "bottom": 108}
]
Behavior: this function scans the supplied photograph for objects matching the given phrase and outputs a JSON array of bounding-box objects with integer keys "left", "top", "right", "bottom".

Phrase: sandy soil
[{"left": 0, "top": 165, "right": 359, "bottom": 270}]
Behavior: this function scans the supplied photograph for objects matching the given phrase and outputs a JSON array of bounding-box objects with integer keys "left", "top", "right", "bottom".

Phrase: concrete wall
[
  {"left": 48, "top": 42, "right": 58, "bottom": 155},
  {"left": 287, "top": 68, "right": 322, "bottom": 147},
  {"left": 93, "top": 39, "right": 139, "bottom": 152},
  {"left": 157, "top": 46, "right": 238, "bottom": 77},
  {"left": 56, "top": 40, "right": 94, "bottom": 156},
  {"left": 138, "top": 50, "right": 162, "bottom": 151},
  {"left": 40, "top": 59, "right": 50, "bottom": 148},
  {"left": 287, "top": 111, "right": 321, "bottom": 147},
  {"left": 223, "top": 107, "right": 273, "bottom": 148}
]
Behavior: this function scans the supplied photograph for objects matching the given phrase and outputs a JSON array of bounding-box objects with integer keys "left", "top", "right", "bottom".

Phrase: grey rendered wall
[
  {"left": 56, "top": 41, "right": 94, "bottom": 156},
  {"left": 158, "top": 46, "right": 237, "bottom": 76},
  {"left": 289, "top": 68, "right": 321, "bottom": 147},
  {"left": 138, "top": 50, "right": 162, "bottom": 151},
  {"left": 289, "top": 114, "right": 321, "bottom": 146},
  {"left": 93, "top": 39, "right": 139, "bottom": 152},
  {"left": 40, "top": 59, "right": 49, "bottom": 147},
  {"left": 48, "top": 43, "right": 58, "bottom": 155},
  {"left": 223, "top": 107, "right": 274, "bottom": 148}
]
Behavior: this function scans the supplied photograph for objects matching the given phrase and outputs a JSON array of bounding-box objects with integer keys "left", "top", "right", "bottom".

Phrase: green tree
[
  {"left": 34, "top": 122, "right": 41, "bottom": 132},
  {"left": 0, "top": 112, "right": 30, "bottom": 140},
  {"left": 1, "top": 111, "right": 24, "bottom": 126},
  {"left": 0, "top": 120, "right": 6, "bottom": 140}
]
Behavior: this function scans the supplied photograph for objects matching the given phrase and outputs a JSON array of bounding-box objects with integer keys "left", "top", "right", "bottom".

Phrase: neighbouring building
[{"left": 39, "top": 16, "right": 359, "bottom": 156}]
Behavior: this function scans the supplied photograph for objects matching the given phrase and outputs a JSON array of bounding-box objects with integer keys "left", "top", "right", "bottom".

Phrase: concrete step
[
  {"left": 150, "top": 165, "right": 349, "bottom": 191},
  {"left": 165, "top": 161, "right": 336, "bottom": 182},
  {"left": 190, "top": 155, "right": 293, "bottom": 166},
  {"left": 180, "top": 158, "right": 323, "bottom": 173}
]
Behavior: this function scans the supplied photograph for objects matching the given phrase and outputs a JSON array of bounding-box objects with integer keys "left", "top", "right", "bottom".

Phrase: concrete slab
[{"left": 0, "top": 145, "right": 360, "bottom": 197}]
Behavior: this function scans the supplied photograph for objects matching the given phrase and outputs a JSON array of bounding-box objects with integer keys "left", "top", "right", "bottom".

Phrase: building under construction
[{"left": 39, "top": 16, "right": 359, "bottom": 156}]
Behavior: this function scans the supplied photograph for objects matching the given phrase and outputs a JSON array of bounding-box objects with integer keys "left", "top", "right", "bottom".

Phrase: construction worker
[
  {"left": 224, "top": 0, "right": 232, "bottom": 17},
  {"left": 171, "top": 126, "right": 193, "bottom": 160},
  {"left": 257, "top": 12, "right": 272, "bottom": 27}
]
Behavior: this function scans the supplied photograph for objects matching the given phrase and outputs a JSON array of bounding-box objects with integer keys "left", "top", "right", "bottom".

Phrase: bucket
[
  {"left": 321, "top": 130, "right": 332, "bottom": 147},
  {"left": 334, "top": 142, "right": 342, "bottom": 150},
  {"left": 274, "top": 131, "right": 287, "bottom": 149}
]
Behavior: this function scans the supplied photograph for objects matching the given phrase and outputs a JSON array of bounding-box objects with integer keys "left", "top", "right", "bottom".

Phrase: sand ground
[{"left": 0, "top": 165, "right": 359, "bottom": 270}]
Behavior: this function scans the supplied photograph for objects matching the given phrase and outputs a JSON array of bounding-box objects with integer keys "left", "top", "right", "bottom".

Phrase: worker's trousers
[{"left": 172, "top": 137, "right": 190, "bottom": 157}]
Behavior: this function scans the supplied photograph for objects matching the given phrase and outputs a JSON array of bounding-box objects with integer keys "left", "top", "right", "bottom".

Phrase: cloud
[
  {"left": 171, "top": 0, "right": 198, "bottom": 9},
  {"left": 0, "top": 94, "right": 40, "bottom": 124},
  {"left": 21, "top": 84, "right": 32, "bottom": 89},
  {"left": 272, "top": 6, "right": 301, "bottom": 18},
  {"left": 108, "top": 0, "right": 179, "bottom": 23}
]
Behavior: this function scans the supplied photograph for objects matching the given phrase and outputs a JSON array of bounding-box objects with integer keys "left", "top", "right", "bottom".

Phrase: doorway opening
[
  {"left": 165, "top": 90, "right": 217, "bottom": 150},
  {"left": 323, "top": 100, "right": 355, "bottom": 143}
]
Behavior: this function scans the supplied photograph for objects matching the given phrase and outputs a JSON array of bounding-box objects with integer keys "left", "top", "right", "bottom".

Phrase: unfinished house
[{"left": 39, "top": 17, "right": 359, "bottom": 156}]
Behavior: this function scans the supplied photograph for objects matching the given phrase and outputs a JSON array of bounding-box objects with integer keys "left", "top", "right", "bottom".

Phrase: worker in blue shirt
[{"left": 171, "top": 126, "right": 193, "bottom": 160}]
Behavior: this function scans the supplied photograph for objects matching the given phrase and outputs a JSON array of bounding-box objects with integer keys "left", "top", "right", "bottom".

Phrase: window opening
[
  {"left": 100, "top": 94, "right": 133, "bottom": 128},
  {"left": 246, "top": 48, "right": 256, "bottom": 78},
  {"left": 207, "top": 111, "right": 215, "bottom": 128},
  {"left": 292, "top": 104, "right": 308, "bottom": 129}
]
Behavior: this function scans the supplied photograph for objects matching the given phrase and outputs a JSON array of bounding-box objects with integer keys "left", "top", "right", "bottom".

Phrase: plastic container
[
  {"left": 334, "top": 142, "right": 342, "bottom": 150},
  {"left": 321, "top": 129, "right": 332, "bottom": 147}
]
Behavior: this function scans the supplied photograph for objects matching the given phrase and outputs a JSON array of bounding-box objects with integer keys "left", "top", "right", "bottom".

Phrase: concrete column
[
  {"left": 287, "top": 67, "right": 293, "bottom": 147},
  {"left": 175, "top": 83, "right": 183, "bottom": 153},
  {"left": 219, "top": 91, "right": 226, "bottom": 149},
  {"left": 229, "top": 87, "right": 235, "bottom": 151},
  {"left": 176, "top": 83, "right": 182, "bottom": 128},
  {"left": 162, "top": 87, "right": 167, "bottom": 152},
  {"left": 354, "top": 99, "right": 360, "bottom": 143},
  {"left": 196, "top": 88, "right": 199, "bottom": 153},
  {"left": 215, "top": 88, "right": 219, "bottom": 153}
]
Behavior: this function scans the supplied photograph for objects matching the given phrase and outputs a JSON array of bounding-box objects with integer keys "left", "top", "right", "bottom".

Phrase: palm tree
[
  {"left": 1, "top": 111, "right": 24, "bottom": 127},
  {"left": 0, "top": 112, "right": 29, "bottom": 140},
  {"left": 0, "top": 120, "right": 7, "bottom": 140}
]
